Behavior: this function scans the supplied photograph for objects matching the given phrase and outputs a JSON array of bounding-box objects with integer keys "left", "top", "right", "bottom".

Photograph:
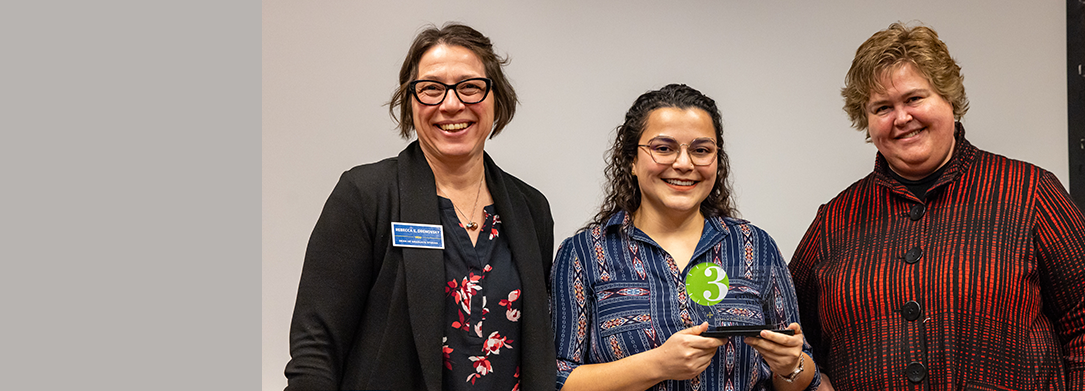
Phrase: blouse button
[
  {"left": 904, "top": 247, "right": 923, "bottom": 264},
  {"left": 905, "top": 361, "right": 927, "bottom": 383},
  {"left": 909, "top": 204, "right": 926, "bottom": 221},
  {"left": 901, "top": 301, "right": 922, "bottom": 321}
]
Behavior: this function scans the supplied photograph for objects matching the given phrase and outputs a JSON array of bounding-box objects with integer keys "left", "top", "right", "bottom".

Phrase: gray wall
[{"left": 262, "top": 1, "right": 1068, "bottom": 389}]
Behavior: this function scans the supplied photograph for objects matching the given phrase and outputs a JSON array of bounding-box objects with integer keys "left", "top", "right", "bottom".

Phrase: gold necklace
[{"left": 440, "top": 175, "right": 484, "bottom": 230}]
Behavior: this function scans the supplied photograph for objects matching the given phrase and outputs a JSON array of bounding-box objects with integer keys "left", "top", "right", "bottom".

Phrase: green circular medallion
[{"left": 685, "top": 263, "right": 729, "bottom": 306}]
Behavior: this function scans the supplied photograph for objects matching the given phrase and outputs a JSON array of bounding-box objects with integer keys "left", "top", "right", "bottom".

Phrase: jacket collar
[
  {"left": 871, "top": 122, "right": 978, "bottom": 200},
  {"left": 396, "top": 141, "right": 444, "bottom": 391}
]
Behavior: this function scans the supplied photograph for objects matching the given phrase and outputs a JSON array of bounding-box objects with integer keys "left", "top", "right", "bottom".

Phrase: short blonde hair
[{"left": 842, "top": 22, "right": 969, "bottom": 137}]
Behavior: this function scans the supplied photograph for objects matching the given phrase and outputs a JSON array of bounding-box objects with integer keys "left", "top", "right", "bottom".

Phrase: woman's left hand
[{"left": 743, "top": 322, "right": 804, "bottom": 378}]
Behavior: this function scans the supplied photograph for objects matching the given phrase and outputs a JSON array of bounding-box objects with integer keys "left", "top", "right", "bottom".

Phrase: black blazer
[{"left": 285, "top": 142, "right": 556, "bottom": 391}]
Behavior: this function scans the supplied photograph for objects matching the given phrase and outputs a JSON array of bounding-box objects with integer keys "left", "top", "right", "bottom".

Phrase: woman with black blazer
[{"left": 284, "top": 23, "right": 556, "bottom": 391}]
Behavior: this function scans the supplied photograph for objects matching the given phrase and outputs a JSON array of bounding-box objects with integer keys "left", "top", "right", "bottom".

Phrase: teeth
[
  {"left": 901, "top": 129, "right": 921, "bottom": 138},
  {"left": 439, "top": 123, "right": 469, "bottom": 131},
  {"left": 664, "top": 179, "right": 696, "bottom": 186}
]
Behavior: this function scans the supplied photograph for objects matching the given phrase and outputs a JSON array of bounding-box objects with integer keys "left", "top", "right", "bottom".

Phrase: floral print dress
[{"left": 439, "top": 198, "right": 522, "bottom": 391}]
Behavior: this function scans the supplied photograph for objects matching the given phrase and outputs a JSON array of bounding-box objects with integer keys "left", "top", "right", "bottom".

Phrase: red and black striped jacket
[{"left": 790, "top": 125, "right": 1085, "bottom": 390}]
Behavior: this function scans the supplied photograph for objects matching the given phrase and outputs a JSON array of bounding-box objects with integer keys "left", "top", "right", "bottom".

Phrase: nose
[
  {"left": 439, "top": 89, "right": 465, "bottom": 112},
  {"left": 893, "top": 106, "right": 912, "bottom": 126},
  {"left": 671, "top": 145, "right": 696, "bottom": 170}
]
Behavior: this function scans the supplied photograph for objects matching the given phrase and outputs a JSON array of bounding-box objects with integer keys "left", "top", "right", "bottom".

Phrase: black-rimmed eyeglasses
[
  {"left": 637, "top": 136, "right": 718, "bottom": 166},
  {"left": 409, "top": 78, "right": 492, "bottom": 106}
]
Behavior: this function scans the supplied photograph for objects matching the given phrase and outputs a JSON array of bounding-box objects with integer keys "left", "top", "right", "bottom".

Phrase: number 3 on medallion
[{"left": 685, "top": 263, "right": 729, "bottom": 306}]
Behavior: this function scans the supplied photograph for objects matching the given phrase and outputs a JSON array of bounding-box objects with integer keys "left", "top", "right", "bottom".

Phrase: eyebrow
[
  {"left": 868, "top": 87, "right": 930, "bottom": 110},
  {"left": 901, "top": 87, "right": 929, "bottom": 97},
  {"left": 414, "top": 74, "right": 486, "bottom": 82},
  {"left": 648, "top": 136, "right": 716, "bottom": 143},
  {"left": 866, "top": 98, "right": 889, "bottom": 111}
]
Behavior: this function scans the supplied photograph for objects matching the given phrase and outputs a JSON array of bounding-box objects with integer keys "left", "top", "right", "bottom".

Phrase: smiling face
[
  {"left": 411, "top": 44, "right": 494, "bottom": 163},
  {"left": 866, "top": 63, "right": 956, "bottom": 180},
  {"left": 632, "top": 107, "right": 718, "bottom": 221}
]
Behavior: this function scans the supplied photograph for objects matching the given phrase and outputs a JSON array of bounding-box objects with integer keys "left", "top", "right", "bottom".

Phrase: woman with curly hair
[{"left": 550, "top": 84, "right": 819, "bottom": 391}]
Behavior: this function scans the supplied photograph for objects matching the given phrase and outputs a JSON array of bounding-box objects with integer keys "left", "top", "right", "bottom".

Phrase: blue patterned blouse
[{"left": 550, "top": 211, "right": 819, "bottom": 391}]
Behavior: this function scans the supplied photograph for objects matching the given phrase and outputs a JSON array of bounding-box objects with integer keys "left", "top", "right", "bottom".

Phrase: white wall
[{"left": 262, "top": 1, "right": 1068, "bottom": 389}]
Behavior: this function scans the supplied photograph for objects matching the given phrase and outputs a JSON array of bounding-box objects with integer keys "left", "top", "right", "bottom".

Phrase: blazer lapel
[
  {"left": 483, "top": 154, "right": 552, "bottom": 390},
  {"left": 483, "top": 155, "right": 544, "bottom": 307},
  {"left": 397, "top": 142, "right": 444, "bottom": 391}
]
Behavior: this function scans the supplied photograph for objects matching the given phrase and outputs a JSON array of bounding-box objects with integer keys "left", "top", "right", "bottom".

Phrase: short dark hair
[
  {"left": 387, "top": 22, "right": 518, "bottom": 139},
  {"left": 587, "top": 84, "right": 737, "bottom": 228}
]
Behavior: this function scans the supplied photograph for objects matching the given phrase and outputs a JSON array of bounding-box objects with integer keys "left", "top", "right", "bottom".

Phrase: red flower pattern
[
  {"left": 445, "top": 212, "right": 520, "bottom": 387},
  {"left": 466, "top": 355, "right": 493, "bottom": 384},
  {"left": 489, "top": 214, "right": 501, "bottom": 240},
  {"left": 499, "top": 289, "right": 521, "bottom": 322},
  {"left": 442, "top": 337, "right": 453, "bottom": 370},
  {"left": 483, "top": 331, "right": 512, "bottom": 355}
]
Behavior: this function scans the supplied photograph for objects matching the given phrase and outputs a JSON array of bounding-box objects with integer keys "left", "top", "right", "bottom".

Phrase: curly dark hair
[
  {"left": 586, "top": 84, "right": 737, "bottom": 229},
  {"left": 387, "top": 22, "right": 518, "bottom": 139}
]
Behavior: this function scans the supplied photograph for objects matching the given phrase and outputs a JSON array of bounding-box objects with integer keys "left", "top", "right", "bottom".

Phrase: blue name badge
[{"left": 391, "top": 222, "right": 445, "bottom": 249}]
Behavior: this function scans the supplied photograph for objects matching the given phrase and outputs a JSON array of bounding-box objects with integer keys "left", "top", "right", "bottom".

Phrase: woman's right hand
[
  {"left": 560, "top": 322, "right": 725, "bottom": 391},
  {"left": 644, "top": 322, "right": 725, "bottom": 381}
]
